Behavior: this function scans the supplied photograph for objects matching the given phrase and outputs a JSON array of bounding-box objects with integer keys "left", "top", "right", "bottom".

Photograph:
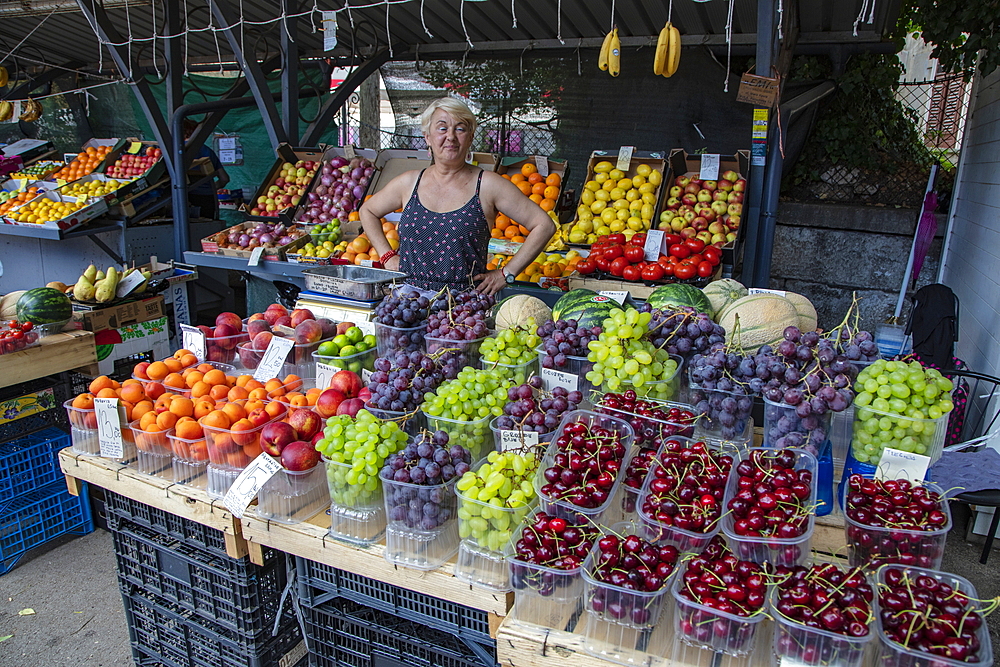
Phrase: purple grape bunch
[
  {"left": 381, "top": 430, "right": 472, "bottom": 531},
  {"left": 366, "top": 349, "right": 460, "bottom": 414},
  {"left": 537, "top": 319, "right": 601, "bottom": 370},
  {"left": 496, "top": 375, "right": 583, "bottom": 434},
  {"left": 375, "top": 285, "right": 431, "bottom": 328},
  {"left": 638, "top": 304, "right": 725, "bottom": 362}
]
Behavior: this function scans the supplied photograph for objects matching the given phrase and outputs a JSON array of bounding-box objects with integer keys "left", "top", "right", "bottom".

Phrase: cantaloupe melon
[
  {"left": 717, "top": 294, "right": 800, "bottom": 353},
  {"left": 702, "top": 279, "right": 748, "bottom": 321},
  {"left": 783, "top": 292, "right": 817, "bottom": 333},
  {"left": 493, "top": 294, "right": 552, "bottom": 329},
  {"left": 0, "top": 290, "right": 26, "bottom": 320}
]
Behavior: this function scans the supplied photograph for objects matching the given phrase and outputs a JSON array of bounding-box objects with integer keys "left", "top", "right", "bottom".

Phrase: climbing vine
[{"left": 899, "top": 0, "right": 1000, "bottom": 80}]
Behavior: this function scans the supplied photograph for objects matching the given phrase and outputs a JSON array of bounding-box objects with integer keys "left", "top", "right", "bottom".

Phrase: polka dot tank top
[{"left": 398, "top": 169, "right": 490, "bottom": 292}]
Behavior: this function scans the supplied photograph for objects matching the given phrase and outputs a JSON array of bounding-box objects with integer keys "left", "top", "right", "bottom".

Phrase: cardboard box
[
  {"left": 101, "top": 139, "right": 166, "bottom": 186},
  {"left": 291, "top": 145, "right": 378, "bottom": 225},
  {"left": 201, "top": 221, "right": 308, "bottom": 260},
  {"left": 82, "top": 316, "right": 170, "bottom": 378},
  {"left": 3, "top": 190, "right": 109, "bottom": 232},
  {"left": 368, "top": 149, "right": 499, "bottom": 195},
  {"left": 71, "top": 294, "right": 165, "bottom": 334},
  {"left": 242, "top": 143, "right": 326, "bottom": 223}
]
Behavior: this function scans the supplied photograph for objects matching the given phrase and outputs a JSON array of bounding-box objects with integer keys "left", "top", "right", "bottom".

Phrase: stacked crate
[
  {"left": 105, "top": 492, "right": 308, "bottom": 667},
  {"left": 295, "top": 557, "right": 498, "bottom": 667}
]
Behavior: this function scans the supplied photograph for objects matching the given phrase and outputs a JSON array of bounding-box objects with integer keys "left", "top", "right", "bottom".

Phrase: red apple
[
  {"left": 287, "top": 408, "right": 322, "bottom": 441},
  {"left": 280, "top": 440, "right": 320, "bottom": 471},
  {"left": 718, "top": 180, "right": 734, "bottom": 192},
  {"left": 681, "top": 194, "right": 697, "bottom": 207},
  {"left": 336, "top": 398, "right": 365, "bottom": 418},
  {"left": 691, "top": 217, "right": 709, "bottom": 231},
  {"left": 315, "top": 388, "right": 347, "bottom": 418},
  {"left": 329, "top": 370, "right": 363, "bottom": 397},
  {"left": 711, "top": 201, "right": 729, "bottom": 216},
  {"left": 669, "top": 186, "right": 682, "bottom": 198},
  {"left": 675, "top": 176, "right": 691, "bottom": 188},
  {"left": 666, "top": 197, "right": 681, "bottom": 209},
  {"left": 684, "top": 183, "right": 700, "bottom": 195},
  {"left": 274, "top": 316, "right": 292, "bottom": 328},
  {"left": 260, "top": 421, "right": 297, "bottom": 457},
  {"left": 702, "top": 180, "right": 717, "bottom": 192},
  {"left": 728, "top": 191, "right": 744, "bottom": 204},
  {"left": 722, "top": 170, "right": 739, "bottom": 183},
  {"left": 696, "top": 231, "right": 714, "bottom": 244},
  {"left": 733, "top": 179, "right": 746, "bottom": 192},
  {"left": 670, "top": 217, "right": 688, "bottom": 232},
  {"left": 679, "top": 228, "right": 698, "bottom": 239},
  {"left": 696, "top": 190, "right": 713, "bottom": 203},
  {"left": 712, "top": 190, "right": 728, "bottom": 202}
]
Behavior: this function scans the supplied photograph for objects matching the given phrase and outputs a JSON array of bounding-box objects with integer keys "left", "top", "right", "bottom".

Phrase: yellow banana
[
  {"left": 608, "top": 29, "right": 621, "bottom": 77},
  {"left": 0, "top": 67, "right": 8, "bottom": 88},
  {"left": 654, "top": 23, "right": 671, "bottom": 75},
  {"left": 598, "top": 30, "right": 614, "bottom": 71},
  {"left": 0, "top": 100, "right": 11, "bottom": 122},
  {"left": 664, "top": 24, "right": 682, "bottom": 77}
]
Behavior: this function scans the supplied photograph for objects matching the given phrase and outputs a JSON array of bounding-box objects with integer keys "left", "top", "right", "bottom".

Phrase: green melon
[
  {"left": 15, "top": 287, "right": 72, "bottom": 325},
  {"left": 493, "top": 294, "right": 552, "bottom": 329},
  {"left": 702, "top": 279, "right": 748, "bottom": 320},
  {"left": 717, "top": 294, "right": 800, "bottom": 353},
  {"left": 551, "top": 289, "right": 619, "bottom": 327},
  {"left": 646, "top": 283, "right": 713, "bottom": 315}
]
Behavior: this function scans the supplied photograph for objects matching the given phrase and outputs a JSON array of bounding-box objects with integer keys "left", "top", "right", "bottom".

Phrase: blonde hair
[{"left": 420, "top": 97, "right": 477, "bottom": 138}]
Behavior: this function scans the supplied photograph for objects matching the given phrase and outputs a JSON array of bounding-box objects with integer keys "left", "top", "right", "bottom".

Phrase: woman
[{"left": 359, "top": 97, "right": 555, "bottom": 296}]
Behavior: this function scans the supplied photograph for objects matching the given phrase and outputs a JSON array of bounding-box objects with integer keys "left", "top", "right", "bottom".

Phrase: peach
[
  {"left": 286, "top": 408, "right": 321, "bottom": 441},
  {"left": 316, "top": 318, "right": 337, "bottom": 339},
  {"left": 274, "top": 315, "right": 292, "bottom": 328},
  {"left": 252, "top": 331, "right": 274, "bottom": 352},
  {"left": 246, "top": 319, "right": 271, "bottom": 338},
  {"left": 294, "top": 320, "right": 323, "bottom": 344},
  {"left": 289, "top": 308, "right": 315, "bottom": 327},
  {"left": 215, "top": 311, "right": 243, "bottom": 332}
]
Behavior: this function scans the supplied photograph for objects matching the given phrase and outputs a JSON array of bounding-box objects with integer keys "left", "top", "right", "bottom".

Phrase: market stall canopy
[{"left": 0, "top": 0, "right": 901, "bottom": 72}]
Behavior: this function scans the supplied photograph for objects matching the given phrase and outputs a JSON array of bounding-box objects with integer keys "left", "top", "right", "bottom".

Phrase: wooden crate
[{"left": 0, "top": 330, "right": 96, "bottom": 389}]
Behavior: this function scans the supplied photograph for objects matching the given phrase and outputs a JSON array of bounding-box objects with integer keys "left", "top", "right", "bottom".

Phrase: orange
[
  {"left": 491, "top": 229, "right": 504, "bottom": 240},
  {"left": 521, "top": 163, "right": 538, "bottom": 176},
  {"left": 502, "top": 173, "right": 512, "bottom": 180},
  {"left": 531, "top": 182, "right": 547, "bottom": 196},
  {"left": 529, "top": 193, "right": 543, "bottom": 205},
  {"left": 540, "top": 198, "right": 556, "bottom": 212},
  {"left": 527, "top": 172, "right": 544, "bottom": 185},
  {"left": 495, "top": 214, "right": 511, "bottom": 230},
  {"left": 511, "top": 235, "right": 526, "bottom": 243},
  {"left": 545, "top": 173, "right": 561, "bottom": 187},
  {"left": 156, "top": 411, "right": 178, "bottom": 430},
  {"left": 163, "top": 373, "right": 186, "bottom": 389},
  {"left": 510, "top": 173, "right": 526, "bottom": 185},
  {"left": 193, "top": 398, "right": 217, "bottom": 420},
  {"left": 504, "top": 226, "right": 519, "bottom": 239},
  {"left": 190, "top": 381, "right": 212, "bottom": 399},
  {"left": 210, "top": 384, "right": 230, "bottom": 401},
  {"left": 516, "top": 181, "right": 532, "bottom": 196},
  {"left": 221, "top": 401, "right": 247, "bottom": 423},
  {"left": 227, "top": 386, "right": 250, "bottom": 402},
  {"left": 519, "top": 224, "right": 530, "bottom": 236},
  {"left": 200, "top": 410, "right": 231, "bottom": 430},
  {"left": 146, "top": 361, "right": 169, "bottom": 380},
  {"left": 96, "top": 388, "right": 119, "bottom": 399},
  {"left": 169, "top": 397, "right": 195, "bottom": 418},
  {"left": 175, "top": 419, "right": 204, "bottom": 441},
  {"left": 119, "top": 383, "right": 146, "bottom": 405},
  {"left": 543, "top": 185, "right": 560, "bottom": 200},
  {"left": 89, "top": 375, "right": 115, "bottom": 394},
  {"left": 543, "top": 262, "right": 562, "bottom": 277},
  {"left": 203, "top": 369, "right": 227, "bottom": 386},
  {"left": 72, "top": 393, "right": 95, "bottom": 410}
]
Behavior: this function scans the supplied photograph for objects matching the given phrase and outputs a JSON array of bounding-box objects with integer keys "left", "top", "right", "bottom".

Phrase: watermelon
[
  {"left": 646, "top": 283, "right": 713, "bottom": 315},
  {"left": 15, "top": 287, "right": 72, "bottom": 325},
  {"left": 551, "top": 289, "right": 618, "bottom": 327}
]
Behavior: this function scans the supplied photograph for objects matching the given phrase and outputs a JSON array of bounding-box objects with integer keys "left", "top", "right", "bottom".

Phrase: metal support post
[
  {"left": 281, "top": 0, "right": 300, "bottom": 144},
  {"left": 164, "top": 0, "right": 183, "bottom": 119},
  {"left": 301, "top": 50, "right": 391, "bottom": 147}
]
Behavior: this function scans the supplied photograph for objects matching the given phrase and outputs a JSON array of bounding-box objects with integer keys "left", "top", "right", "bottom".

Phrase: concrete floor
[{"left": 0, "top": 509, "right": 997, "bottom": 667}]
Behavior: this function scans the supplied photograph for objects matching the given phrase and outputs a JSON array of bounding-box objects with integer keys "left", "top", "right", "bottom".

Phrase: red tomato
[
  {"left": 697, "top": 261, "right": 715, "bottom": 278},
  {"left": 606, "top": 233, "right": 626, "bottom": 245},
  {"left": 609, "top": 256, "right": 630, "bottom": 277},
  {"left": 661, "top": 263, "right": 674, "bottom": 277},
  {"left": 674, "top": 263, "right": 697, "bottom": 280},
  {"left": 604, "top": 245, "right": 624, "bottom": 260},
  {"left": 663, "top": 233, "right": 682, "bottom": 246},
  {"left": 703, "top": 246, "right": 722, "bottom": 265},
  {"left": 596, "top": 256, "right": 612, "bottom": 272},
  {"left": 622, "top": 265, "right": 643, "bottom": 282},
  {"left": 684, "top": 238, "right": 706, "bottom": 253},
  {"left": 632, "top": 233, "right": 647, "bottom": 245},
  {"left": 669, "top": 244, "right": 690, "bottom": 260},
  {"left": 576, "top": 258, "right": 597, "bottom": 275},
  {"left": 687, "top": 253, "right": 704, "bottom": 265},
  {"left": 624, "top": 245, "right": 645, "bottom": 263},
  {"left": 642, "top": 264, "right": 665, "bottom": 281}
]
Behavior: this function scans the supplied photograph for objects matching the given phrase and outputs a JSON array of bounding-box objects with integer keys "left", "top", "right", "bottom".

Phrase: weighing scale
[{"left": 294, "top": 290, "right": 380, "bottom": 333}]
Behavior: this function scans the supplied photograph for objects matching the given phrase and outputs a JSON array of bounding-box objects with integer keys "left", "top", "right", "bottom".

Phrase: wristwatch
[{"left": 501, "top": 266, "right": 515, "bottom": 284}]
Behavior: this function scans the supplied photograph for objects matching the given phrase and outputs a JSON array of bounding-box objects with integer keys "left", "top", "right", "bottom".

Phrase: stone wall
[{"left": 768, "top": 202, "right": 945, "bottom": 333}]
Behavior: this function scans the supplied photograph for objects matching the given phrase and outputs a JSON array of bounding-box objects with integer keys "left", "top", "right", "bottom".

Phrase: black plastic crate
[
  {"left": 104, "top": 490, "right": 231, "bottom": 558},
  {"left": 0, "top": 374, "right": 70, "bottom": 442},
  {"left": 111, "top": 517, "right": 287, "bottom": 638},
  {"left": 295, "top": 557, "right": 491, "bottom": 643},
  {"left": 0, "top": 427, "right": 70, "bottom": 504},
  {"left": 122, "top": 585, "right": 308, "bottom": 667},
  {"left": 303, "top": 597, "right": 496, "bottom": 667}
]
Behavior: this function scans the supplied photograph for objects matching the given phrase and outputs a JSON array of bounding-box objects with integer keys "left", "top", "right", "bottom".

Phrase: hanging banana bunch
[
  {"left": 0, "top": 67, "right": 9, "bottom": 88},
  {"left": 599, "top": 29, "right": 614, "bottom": 71},
  {"left": 608, "top": 29, "right": 621, "bottom": 76},
  {"left": 19, "top": 98, "right": 41, "bottom": 123},
  {"left": 654, "top": 22, "right": 682, "bottom": 77},
  {"left": 0, "top": 100, "right": 12, "bottom": 122}
]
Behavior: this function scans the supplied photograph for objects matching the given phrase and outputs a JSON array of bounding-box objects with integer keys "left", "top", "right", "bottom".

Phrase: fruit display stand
[{"left": 0, "top": 330, "right": 97, "bottom": 389}]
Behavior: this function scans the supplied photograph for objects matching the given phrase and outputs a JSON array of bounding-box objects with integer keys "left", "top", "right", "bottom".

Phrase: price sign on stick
[
  {"left": 223, "top": 453, "right": 283, "bottom": 518},
  {"left": 499, "top": 429, "right": 539, "bottom": 452},
  {"left": 598, "top": 291, "right": 628, "bottom": 305},
  {"left": 180, "top": 324, "right": 206, "bottom": 362},
  {"left": 95, "top": 397, "right": 126, "bottom": 458},
  {"left": 616, "top": 146, "right": 635, "bottom": 171},
  {"left": 533, "top": 156, "right": 550, "bottom": 177},
  {"left": 315, "top": 362, "right": 338, "bottom": 389},
  {"left": 643, "top": 230, "right": 667, "bottom": 262},
  {"left": 699, "top": 154, "right": 721, "bottom": 181},
  {"left": 541, "top": 367, "right": 578, "bottom": 392},
  {"left": 876, "top": 448, "right": 931, "bottom": 485},
  {"left": 248, "top": 246, "right": 265, "bottom": 267},
  {"left": 115, "top": 271, "right": 146, "bottom": 298},
  {"left": 253, "top": 337, "right": 294, "bottom": 382}
]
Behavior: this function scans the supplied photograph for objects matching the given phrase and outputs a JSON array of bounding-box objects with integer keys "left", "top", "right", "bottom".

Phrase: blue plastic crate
[
  {"left": 0, "top": 479, "right": 94, "bottom": 575},
  {"left": 0, "top": 427, "right": 70, "bottom": 504}
]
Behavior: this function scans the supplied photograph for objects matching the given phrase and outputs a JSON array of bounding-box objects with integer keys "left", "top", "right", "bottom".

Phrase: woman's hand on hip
[
  {"left": 384, "top": 255, "right": 401, "bottom": 272},
  {"left": 474, "top": 269, "right": 506, "bottom": 296}
]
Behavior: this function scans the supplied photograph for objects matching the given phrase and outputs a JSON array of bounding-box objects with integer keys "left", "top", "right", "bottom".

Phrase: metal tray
[{"left": 301, "top": 265, "right": 408, "bottom": 301}]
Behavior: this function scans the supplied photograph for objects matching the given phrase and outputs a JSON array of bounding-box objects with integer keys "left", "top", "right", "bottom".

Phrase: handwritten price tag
[
  {"left": 541, "top": 367, "right": 578, "bottom": 392},
  {"left": 876, "top": 448, "right": 931, "bottom": 484},
  {"left": 248, "top": 246, "right": 265, "bottom": 267},
  {"left": 499, "top": 429, "right": 539, "bottom": 452},
  {"left": 748, "top": 288, "right": 787, "bottom": 297},
  {"left": 180, "top": 324, "right": 207, "bottom": 362},
  {"left": 699, "top": 154, "right": 721, "bottom": 181},
  {"left": 223, "top": 453, "right": 283, "bottom": 518},
  {"left": 115, "top": 271, "right": 146, "bottom": 298},
  {"left": 533, "top": 156, "right": 549, "bottom": 177},
  {"left": 616, "top": 146, "right": 635, "bottom": 172},
  {"left": 362, "top": 368, "right": 373, "bottom": 383},
  {"left": 643, "top": 230, "right": 667, "bottom": 261},
  {"left": 315, "top": 361, "right": 338, "bottom": 388},
  {"left": 343, "top": 145, "right": 356, "bottom": 159},
  {"left": 94, "top": 397, "right": 125, "bottom": 458},
  {"left": 598, "top": 291, "right": 628, "bottom": 305},
  {"left": 253, "top": 336, "right": 294, "bottom": 382}
]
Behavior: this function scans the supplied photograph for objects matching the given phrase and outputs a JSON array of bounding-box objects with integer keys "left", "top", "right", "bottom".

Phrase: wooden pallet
[
  {"left": 1, "top": 330, "right": 96, "bottom": 389},
  {"left": 58, "top": 448, "right": 248, "bottom": 558},
  {"left": 240, "top": 509, "right": 512, "bottom": 624}
]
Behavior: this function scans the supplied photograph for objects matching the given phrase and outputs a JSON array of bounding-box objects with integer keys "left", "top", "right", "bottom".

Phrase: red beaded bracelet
[{"left": 380, "top": 250, "right": 397, "bottom": 265}]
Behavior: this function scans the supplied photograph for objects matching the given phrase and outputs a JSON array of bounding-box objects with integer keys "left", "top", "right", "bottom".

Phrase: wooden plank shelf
[
  {"left": 58, "top": 448, "right": 248, "bottom": 558},
  {"left": 1, "top": 330, "right": 96, "bottom": 388},
  {"left": 240, "top": 509, "right": 513, "bottom": 619}
]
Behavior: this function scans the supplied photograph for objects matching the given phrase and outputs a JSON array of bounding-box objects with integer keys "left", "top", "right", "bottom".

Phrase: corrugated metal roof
[{"left": 0, "top": 0, "right": 899, "bottom": 75}]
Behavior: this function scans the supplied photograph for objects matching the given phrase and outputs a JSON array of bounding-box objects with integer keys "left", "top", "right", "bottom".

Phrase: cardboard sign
[
  {"left": 737, "top": 73, "right": 780, "bottom": 108},
  {"left": 643, "top": 230, "right": 667, "bottom": 261},
  {"left": 533, "top": 156, "right": 549, "bottom": 177},
  {"left": 358, "top": 259, "right": 375, "bottom": 268},
  {"left": 499, "top": 429, "right": 539, "bottom": 452},
  {"left": 180, "top": 324, "right": 207, "bottom": 362},
  {"left": 248, "top": 246, "right": 265, "bottom": 267},
  {"left": 254, "top": 336, "right": 295, "bottom": 382},
  {"left": 699, "top": 154, "right": 720, "bottom": 181},
  {"left": 115, "top": 271, "right": 146, "bottom": 299},
  {"left": 223, "top": 453, "right": 284, "bottom": 518},
  {"left": 616, "top": 146, "right": 635, "bottom": 172},
  {"left": 315, "top": 361, "right": 337, "bottom": 389},
  {"left": 748, "top": 287, "right": 787, "bottom": 297},
  {"left": 876, "top": 448, "right": 931, "bottom": 484},
  {"left": 94, "top": 397, "right": 125, "bottom": 458},
  {"left": 541, "top": 367, "right": 578, "bottom": 392},
  {"left": 598, "top": 291, "right": 628, "bottom": 305}
]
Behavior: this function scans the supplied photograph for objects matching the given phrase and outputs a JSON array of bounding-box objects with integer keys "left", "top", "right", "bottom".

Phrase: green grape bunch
[
  {"left": 457, "top": 450, "right": 540, "bottom": 552},
  {"left": 318, "top": 410, "right": 409, "bottom": 507},
  {"left": 422, "top": 368, "right": 514, "bottom": 460},
  {"left": 584, "top": 307, "right": 681, "bottom": 397}
]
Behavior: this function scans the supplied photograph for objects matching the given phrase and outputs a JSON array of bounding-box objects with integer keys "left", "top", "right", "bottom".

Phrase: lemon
[
  {"left": 627, "top": 216, "right": 645, "bottom": 231},
  {"left": 595, "top": 189, "right": 610, "bottom": 202},
  {"left": 586, "top": 180, "right": 601, "bottom": 192},
  {"left": 609, "top": 187, "right": 625, "bottom": 201},
  {"left": 616, "top": 209, "right": 630, "bottom": 222},
  {"left": 593, "top": 161, "right": 613, "bottom": 174},
  {"left": 609, "top": 220, "right": 626, "bottom": 232},
  {"left": 613, "top": 199, "right": 630, "bottom": 211},
  {"left": 568, "top": 229, "right": 587, "bottom": 244},
  {"left": 609, "top": 169, "right": 625, "bottom": 181},
  {"left": 594, "top": 173, "right": 609, "bottom": 184},
  {"left": 575, "top": 219, "right": 594, "bottom": 234},
  {"left": 617, "top": 178, "right": 632, "bottom": 190},
  {"left": 642, "top": 192, "right": 657, "bottom": 205},
  {"left": 649, "top": 169, "right": 662, "bottom": 186},
  {"left": 623, "top": 230, "right": 636, "bottom": 241},
  {"left": 600, "top": 207, "right": 617, "bottom": 224},
  {"left": 596, "top": 224, "right": 611, "bottom": 236},
  {"left": 602, "top": 179, "right": 616, "bottom": 193},
  {"left": 636, "top": 164, "right": 652, "bottom": 177},
  {"left": 632, "top": 175, "right": 646, "bottom": 188},
  {"left": 626, "top": 189, "right": 640, "bottom": 202},
  {"left": 586, "top": 233, "right": 598, "bottom": 244},
  {"left": 641, "top": 204, "right": 654, "bottom": 220},
  {"left": 629, "top": 199, "right": 643, "bottom": 212},
  {"left": 580, "top": 189, "right": 595, "bottom": 206},
  {"left": 639, "top": 183, "right": 656, "bottom": 194},
  {"left": 590, "top": 200, "right": 607, "bottom": 214},
  {"left": 578, "top": 208, "right": 593, "bottom": 222}
]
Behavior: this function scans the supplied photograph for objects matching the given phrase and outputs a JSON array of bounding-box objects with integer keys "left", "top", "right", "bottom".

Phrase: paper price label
[
  {"left": 223, "top": 453, "right": 284, "bottom": 518},
  {"left": 598, "top": 291, "right": 628, "bottom": 305},
  {"left": 748, "top": 288, "right": 787, "bottom": 297},
  {"left": 643, "top": 230, "right": 667, "bottom": 261},
  {"left": 699, "top": 154, "right": 720, "bottom": 181},
  {"left": 218, "top": 136, "right": 237, "bottom": 151},
  {"left": 127, "top": 142, "right": 143, "bottom": 154},
  {"left": 315, "top": 361, "right": 338, "bottom": 389},
  {"left": 616, "top": 146, "right": 635, "bottom": 172},
  {"left": 541, "top": 367, "right": 578, "bottom": 392},
  {"left": 359, "top": 259, "right": 375, "bottom": 268},
  {"left": 876, "top": 448, "right": 931, "bottom": 485},
  {"left": 95, "top": 397, "right": 125, "bottom": 458},
  {"left": 248, "top": 246, "right": 265, "bottom": 267},
  {"left": 533, "top": 156, "right": 549, "bottom": 177},
  {"left": 254, "top": 336, "right": 295, "bottom": 382},
  {"left": 343, "top": 145, "right": 356, "bottom": 159},
  {"left": 499, "top": 429, "right": 539, "bottom": 452},
  {"left": 180, "top": 324, "right": 207, "bottom": 362},
  {"left": 115, "top": 271, "right": 146, "bottom": 298},
  {"left": 356, "top": 320, "right": 375, "bottom": 336},
  {"left": 362, "top": 368, "right": 373, "bottom": 383},
  {"left": 322, "top": 10, "right": 338, "bottom": 51}
]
